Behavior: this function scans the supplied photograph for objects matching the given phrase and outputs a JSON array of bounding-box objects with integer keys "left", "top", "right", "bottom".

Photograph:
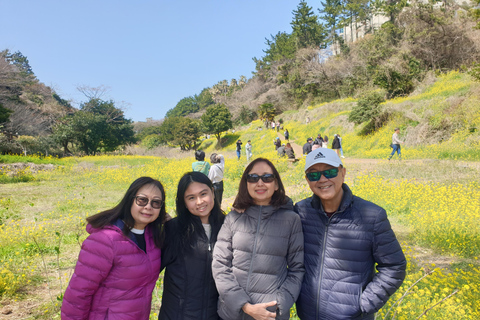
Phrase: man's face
[{"left": 305, "top": 163, "right": 346, "bottom": 207}]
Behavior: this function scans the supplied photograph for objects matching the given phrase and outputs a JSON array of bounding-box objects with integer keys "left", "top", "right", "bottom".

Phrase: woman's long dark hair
[
  {"left": 86, "top": 176, "right": 166, "bottom": 248},
  {"left": 232, "top": 158, "right": 287, "bottom": 210},
  {"left": 174, "top": 171, "right": 224, "bottom": 252}
]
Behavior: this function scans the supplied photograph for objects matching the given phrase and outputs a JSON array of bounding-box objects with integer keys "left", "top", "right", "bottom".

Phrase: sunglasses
[
  {"left": 246, "top": 173, "right": 276, "bottom": 183},
  {"left": 134, "top": 196, "right": 163, "bottom": 209},
  {"left": 306, "top": 168, "right": 339, "bottom": 181}
]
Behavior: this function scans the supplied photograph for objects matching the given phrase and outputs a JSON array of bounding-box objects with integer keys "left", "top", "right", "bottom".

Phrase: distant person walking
[
  {"left": 236, "top": 140, "right": 242, "bottom": 160},
  {"left": 245, "top": 140, "right": 253, "bottom": 162},
  {"left": 303, "top": 138, "right": 313, "bottom": 155},
  {"left": 192, "top": 150, "right": 210, "bottom": 176},
  {"left": 271, "top": 121, "right": 276, "bottom": 131},
  {"left": 338, "top": 133, "right": 345, "bottom": 158},
  {"left": 332, "top": 134, "right": 341, "bottom": 157},
  {"left": 305, "top": 116, "right": 310, "bottom": 125},
  {"left": 209, "top": 153, "right": 225, "bottom": 207},
  {"left": 388, "top": 128, "right": 404, "bottom": 160},
  {"left": 284, "top": 128, "right": 289, "bottom": 141}
]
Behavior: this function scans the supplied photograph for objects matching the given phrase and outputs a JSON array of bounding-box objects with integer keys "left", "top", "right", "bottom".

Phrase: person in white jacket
[
  {"left": 208, "top": 153, "right": 225, "bottom": 207},
  {"left": 245, "top": 140, "right": 253, "bottom": 162},
  {"left": 388, "top": 128, "right": 404, "bottom": 160}
]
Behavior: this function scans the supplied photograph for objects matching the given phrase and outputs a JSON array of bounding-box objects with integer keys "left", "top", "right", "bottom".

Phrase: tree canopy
[
  {"left": 52, "top": 99, "right": 135, "bottom": 155},
  {"left": 201, "top": 104, "right": 232, "bottom": 147}
]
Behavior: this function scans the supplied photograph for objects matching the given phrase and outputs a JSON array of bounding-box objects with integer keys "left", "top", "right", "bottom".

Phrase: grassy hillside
[{"left": 198, "top": 71, "right": 480, "bottom": 162}]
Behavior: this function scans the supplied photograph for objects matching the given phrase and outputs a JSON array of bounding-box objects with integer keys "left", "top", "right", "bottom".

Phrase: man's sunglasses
[
  {"left": 246, "top": 173, "right": 276, "bottom": 183},
  {"left": 135, "top": 196, "right": 163, "bottom": 209},
  {"left": 306, "top": 168, "right": 339, "bottom": 181}
]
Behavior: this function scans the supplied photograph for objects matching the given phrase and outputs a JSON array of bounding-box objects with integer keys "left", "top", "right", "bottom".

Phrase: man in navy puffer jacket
[{"left": 294, "top": 148, "right": 406, "bottom": 319}]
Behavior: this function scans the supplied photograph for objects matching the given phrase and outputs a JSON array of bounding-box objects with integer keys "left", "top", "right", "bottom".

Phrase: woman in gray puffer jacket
[{"left": 212, "top": 158, "right": 304, "bottom": 320}]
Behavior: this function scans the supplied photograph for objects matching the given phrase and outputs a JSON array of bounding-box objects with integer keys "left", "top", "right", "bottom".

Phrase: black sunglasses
[
  {"left": 306, "top": 168, "right": 339, "bottom": 181},
  {"left": 134, "top": 196, "right": 163, "bottom": 209},
  {"left": 246, "top": 173, "right": 276, "bottom": 183}
]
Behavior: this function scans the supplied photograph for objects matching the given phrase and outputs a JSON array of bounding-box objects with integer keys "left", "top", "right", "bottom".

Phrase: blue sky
[{"left": 0, "top": 0, "right": 321, "bottom": 122}]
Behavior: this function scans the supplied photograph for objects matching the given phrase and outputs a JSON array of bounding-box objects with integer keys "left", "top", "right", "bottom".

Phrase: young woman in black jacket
[{"left": 159, "top": 172, "right": 225, "bottom": 320}]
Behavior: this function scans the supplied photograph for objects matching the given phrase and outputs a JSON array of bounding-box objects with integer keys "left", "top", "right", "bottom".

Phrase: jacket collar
[
  {"left": 311, "top": 183, "right": 353, "bottom": 216},
  {"left": 245, "top": 197, "right": 294, "bottom": 219}
]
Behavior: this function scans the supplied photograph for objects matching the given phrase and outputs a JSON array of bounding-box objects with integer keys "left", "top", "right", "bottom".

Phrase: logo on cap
[{"left": 314, "top": 152, "right": 325, "bottom": 160}]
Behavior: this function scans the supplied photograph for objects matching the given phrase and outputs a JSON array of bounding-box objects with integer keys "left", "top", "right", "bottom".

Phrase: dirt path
[{"left": 275, "top": 132, "right": 303, "bottom": 159}]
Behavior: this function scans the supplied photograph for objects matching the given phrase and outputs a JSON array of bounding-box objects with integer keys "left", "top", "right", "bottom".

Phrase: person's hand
[{"left": 242, "top": 301, "right": 277, "bottom": 320}]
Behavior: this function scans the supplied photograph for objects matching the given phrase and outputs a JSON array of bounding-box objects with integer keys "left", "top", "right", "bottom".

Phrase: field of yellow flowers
[{"left": 1, "top": 151, "right": 479, "bottom": 319}]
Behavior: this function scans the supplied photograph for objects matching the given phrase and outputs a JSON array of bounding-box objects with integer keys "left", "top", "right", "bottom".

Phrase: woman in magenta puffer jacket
[{"left": 61, "top": 176, "right": 167, "bottom": 319}]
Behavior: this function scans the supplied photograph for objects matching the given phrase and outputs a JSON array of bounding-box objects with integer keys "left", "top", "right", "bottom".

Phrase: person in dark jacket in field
[
  {"left": 213, "top": 158, "right": 304, "bottom": 320},
  {"left": 294, "top": 148, "right": 406, "bottom": 320},
  {"left": 332, "top": 134, "right": 341, "bottom": 157},
  {"left": 285, "top": 142, "right": 295, "bottom": 160},
  {"left": 303, "top": 137, "right": 313, "bottom": 155},
  {"left": 159, "top": 172, "right": 225, "bottom": 320}
]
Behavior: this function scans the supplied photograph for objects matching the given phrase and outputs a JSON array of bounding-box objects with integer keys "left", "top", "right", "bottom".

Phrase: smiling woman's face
[
  {"left": 184, "top": 182, "right": 215, "bottom": 224},
  {"left": 246, "top": 161, "right": 278, "bottom": 206}
]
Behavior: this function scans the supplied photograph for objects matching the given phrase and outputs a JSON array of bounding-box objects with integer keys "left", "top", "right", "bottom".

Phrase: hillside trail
[{"left": 275, "top": 131, "right": 304, "bottom": 159}]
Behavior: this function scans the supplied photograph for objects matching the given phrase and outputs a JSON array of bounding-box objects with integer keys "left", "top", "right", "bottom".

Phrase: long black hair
[
  {"left": 174, "top": 171, "right": 224, "bottom": 251},
  {"left": 86, "top": 176, "right": 166, "bottom": 248}
]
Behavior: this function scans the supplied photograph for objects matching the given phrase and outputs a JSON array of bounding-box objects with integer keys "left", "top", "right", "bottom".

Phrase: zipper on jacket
[
  {"left": 202, "top": 235, "right": 213, "bottom": 320},
  {"left": 245, "top": 207, "right": 263, "bottom": 294},
  {"left": 316, "top": 219, "right": 330, "bottom": 319}
]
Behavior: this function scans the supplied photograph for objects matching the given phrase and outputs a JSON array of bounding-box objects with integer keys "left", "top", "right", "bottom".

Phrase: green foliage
[
  {"left": 165, "top": 88, "right": 215, "bottom": 118},
  {"left": 201, "top": 104, "right": 233, "bottom": 146},
  {"left": 52, "top": 99, "right": 135, "bottom": 155},
  {"left": 196, "top": 88, "right": 215, "bottom": 110},
  {"left": 135, "top": 125, "right": 162, "bottom": 141},
  {"left": 158, "top": 117, "right": 202, "bottom": 150},
  {"left": 166, "top": 96, "right": 199, "bottom": 118},
  {"left": 3, "top": 50, "right": 35, "bottom": 78},
  {"left": 0, "top": 103, "right": 13, "bottom": 124},
  {"left": 373, "top": 56, "right": 421, "bottom": 98},
  {"left": 291, "top": 1, "right": 326, "bottom": 49},
  {"left": 263, "top": 32, "right": 297, "bottom": 64},
  {"left": 349, "top": 90, "right": 386, "bottom": 135},
  {"left": 257, "top": 103, "right": 276, "bottom": 122},
  {"left": 52, "top": 93, "right": 72, "bottom": 108},
  {"left": 237, "top": 106, "right": 257, "bottom": 125},
  {"left": 473, "top": 0, "right": 480, "bottom": 29},
  {"left": 172, "top": 117, "right": 202, "bottom": 150},
  {"left": 468, "top": 62, "right": 480, "bottom": 82},
  {"left": 141, "top": 134, "right": 162, "bottom": 149}
]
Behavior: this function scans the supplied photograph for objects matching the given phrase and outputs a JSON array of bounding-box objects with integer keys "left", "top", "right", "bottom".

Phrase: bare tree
[{"left": 76, "top": 84, "right": 110, "bottom": 100}]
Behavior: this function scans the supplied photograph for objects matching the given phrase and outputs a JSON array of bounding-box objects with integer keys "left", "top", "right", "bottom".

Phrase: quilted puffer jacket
[
  {"left": 294, "top": 184, "right": 406, "bottom": 320},
  {"left": 61, "top": 220, "right": 161, "bottom": 319},
  {"left": 159, "top": 218, "right": 221, "bottom": 320},
  {"left": 212, "top": 199, "right": 304, "bottom": 320}
]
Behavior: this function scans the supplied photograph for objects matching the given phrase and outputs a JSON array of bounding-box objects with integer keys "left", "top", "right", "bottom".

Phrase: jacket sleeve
[
  {"left": 276, "top": 214, "right": 305, "bottom": 317},
  {"left": 160, "top": 220, "right": 176, "bottom": 271},
  {"left": 212, "top": 214, "right": 251, "bottom": 318},
  {"left": 61, "top": 231, "right": 114, "bottom": 319},
  {"left": 360, "top": 209, "right": 406, "bottom": 314}
]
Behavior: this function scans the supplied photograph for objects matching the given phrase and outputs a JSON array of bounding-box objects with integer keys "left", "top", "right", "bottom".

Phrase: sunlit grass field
[
  {"left": 1, "top": 70, "right": 480, "bottom": 318},
  {"left": 1, "top": 151, "right": 479, "bottom": 319}
]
